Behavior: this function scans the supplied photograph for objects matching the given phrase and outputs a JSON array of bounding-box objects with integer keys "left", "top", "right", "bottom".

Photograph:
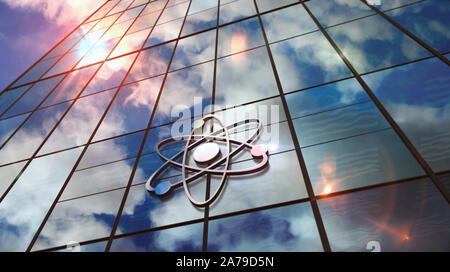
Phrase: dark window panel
[
  {"left": 32, "top": 189, "right": 125, "bottom": 251},
  {"left": 208, "top": 202, "right": 323, "bottom": 252},
  {"left": 11, "top": 58, "right": 59, "bottom": 88},
  {"left": 110, "top": 222, "right": 204, "bottom": 252},
  {"left": 0, "top": 147, "right": 83, "bottom": 251},
  {"left": 363, "top": 57, "right": 450, "bottom": 172},
  {"left": 302, "top": 129, "right": 425, "bottom": 196},
  {"left": 318, "top": 179, "right": 450, "bottom": 251},
  {"left": 270, "top": 31, "right": 352, "bottom": 93}
]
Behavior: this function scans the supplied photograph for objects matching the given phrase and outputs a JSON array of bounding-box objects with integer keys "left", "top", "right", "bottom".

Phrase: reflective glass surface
[{"left": 1, "top": 0, "right": 448, "bottom": 252}]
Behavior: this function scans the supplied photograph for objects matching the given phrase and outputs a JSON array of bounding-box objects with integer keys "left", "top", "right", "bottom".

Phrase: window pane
[
  {"left": 110, "top": 223, "right": 204, "bottom": 252},
  {"left": 171, "top": 30, "right": 216, "bottom": 70},
  {"left": 0, "top": 147, "right": 83, "bottom": 251},
  {"left": 271, "top": 31, "right": 352, "bottom": 93},
  {"left": 363, "top": 57, "right": 450, "bottom": 172},
  {"left": 319, "top": 179, "right": 450, "bottom": 251},
  {"left": 0, "top": 162, "right": 26, "bottom": 197},
  {"left": 306, "top": 0, "right": 374, "bottom": 27},
  {"left": 255, "top": 0, "right": 297, "bottom": 13},
  {"left": 219, "top": 0, "right": 256, "bottom": 25},
  {"left": 145, "top": 18, "right": 184, "bottom": 46},
  {"left": 32, "top": 189, "right": 125, "bottom": 251},
  {"left": 208, "top": 202, "right": 323, "bottom": 252},
  {"left": 0, "top": 86, "right": 28, "bottom": 115},
  {"left": 181, "top": 7, "right": 217, "bottom": 36},
  {"left": 218, "top": 17, "right": 264, "bottom": 57},
  {"left": 302, "top": 129, "right": 424, "bottom": 196}
]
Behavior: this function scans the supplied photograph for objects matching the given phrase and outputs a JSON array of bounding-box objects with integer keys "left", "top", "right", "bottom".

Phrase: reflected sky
[
  {"left": 208, "top": 202, "right": 323, "bottom": 252},
  {"left": 319, "top": 178, "right": 450, "bottom": 251},
  {"left": 363, "top": 57, "right": 450, "bottom": 173}
]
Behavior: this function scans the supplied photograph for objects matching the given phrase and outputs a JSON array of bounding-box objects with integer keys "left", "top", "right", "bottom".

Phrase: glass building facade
[{"left": 0, "top": 0, "right": 449, "bottom": 252}]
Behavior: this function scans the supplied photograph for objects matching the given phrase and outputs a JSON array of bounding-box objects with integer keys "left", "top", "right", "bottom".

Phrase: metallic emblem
[{"left": 146, "top": 114, "right": 269, "bottom": 207}]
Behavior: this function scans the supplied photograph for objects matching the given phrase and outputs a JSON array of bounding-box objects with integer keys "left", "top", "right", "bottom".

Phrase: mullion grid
[
  {"left": 300, "top": 0, "right": 450, "bottom": 204},
  {"left": 0, "top": 3, "right": 141, "bottom": 155},
  {"left": 103, "top": 0, "right": 194, "bottom": 252},
  {"left": 0, "top": 0, "right": 121, "bottom": 95},
  {"left": 20, "top": 0, "right": 169, "bottom": 252},
  {"left": 1, "top": 0, "right": 449, "bottom": 252}
]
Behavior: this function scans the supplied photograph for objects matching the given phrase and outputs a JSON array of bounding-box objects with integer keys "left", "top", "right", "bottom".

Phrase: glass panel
[
  {"left": 219, "top": 0, "right": 256, "bottom": 25},
  {"left": 385, "top": 0, "right": 450, "bottom": 53},
  {"left": 292, "top": 102, "right": 389, "bottom": 147},
  {"left": 306, "top": 0, "right": 375, "bottom": 27},
  {"left": 77, "top": 131, "right": 144, "bottom": 169},
  {"left": 363, "top": 57, "right": 450, "bottom": 172},
  {"left": 217, "top": 17, "right": 264, "bottom": 57},
  {"left": 125, "top": 42, "right": 175, "bottom": 83},
  {"left": 158, "top": 1, "right": 189, "bottom": 24},
  {"left": 255, "top": 0, "right": 297, "bottom": 13},
  {"left": 0, "top": 162, "right": 26, "bottom": 197},
  {"left": 208, "top": 202, "right": 323, "bottom": 252},
  {"left": 128, "top": 11, "right": 160, "bottom": 33},
  {"left": 11, "top": 58, "right": 59, "bottom": 88},
  {"left": 38, "top": 90, "right": 115, "bottom": 155},
  {"left": 110, "top": 223, "right": 204, "bottom": 252},
  {"left": 181, "top": 7, "right": 217, "bottom": 36},
  {"left": 145, "top": 17, "right": 184, "bottom": 46},
  {"left": 109, "top": 0, "right": 134, "bottom": 15},
  {"left": 215, "top": 47, "right": 278, "bottom": 106},
  {"left": 0, "top": 114, "right": 29, "bottom": 148},
  {"left": 0, "top": 102, "right": 71, "bottom": 165},
  {"left": 2, "top": 76, "right": 63, "bottom": 119},
  {"left": 171, "top": 30, "right": 216, "bottom": 70},
  {"left": 115, "top": 181, "right": 205, "bottom": 234},
  {"left": 84, "top": 53, "right": 137, "bottom": 95},
  {"left": 261, "top": 4, "right": 318, "bottom": 43},
  {"left": 302, "top": 129, "right": 424, "bottom": 196},
  {"left": 209, "top": 150, "right": 308, "bottom": 217},
  {"left": 151, "top": 61, "right": 214, "bottom": 126},
  {"left": 0, "top": 147, "right": 83, "bottom": 251},
  {"left": 0, "top": 86, "right": 28, "bottom": 115},
  {"left": 286, "top": 79, "right": 369, "bottom": 119},
  {"left": 41, "top": 65, "right": 99, "bottom": 107},
  {"left": 142, "top": 0, "right": 167, "bottom": 15},
  {"left": 93, "top": 75, "right": 164, "bottom": 140},
  {"left": 271, "top": 31, "right": 352, "bottom": 93},
  {"left": 326, "top": 14, "right": 430, "bottom": 74},
  {"left": 116, "top": 5, "right": 145, "bottom": 23},
  {"left": 61, "top": 158, "right": 135, "bottom": 201},
  {"left": 319, "top": 179, "right": 450, "bottom": 251},
  {"left": 53, "top": 241, "right": 107, "bottom": 252},
  {"left": 110, "top": 28, "right": 152, "bottom": 58},
  {"left": 188, "top": 0, "right": 218, "bottom": 15},
  {"left": 32, "top": 189, "right": 125, "bottom": 251}
]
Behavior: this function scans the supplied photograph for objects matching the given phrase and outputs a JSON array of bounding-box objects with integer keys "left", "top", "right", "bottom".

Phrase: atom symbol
[{"left": 145, "top": 114, "right": 269, "bottom": 207}]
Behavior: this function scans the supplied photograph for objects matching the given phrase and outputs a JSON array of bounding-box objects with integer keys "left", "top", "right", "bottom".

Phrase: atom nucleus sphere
[{"left": 145, "top": 114, "right": 269, "bottom": 207}]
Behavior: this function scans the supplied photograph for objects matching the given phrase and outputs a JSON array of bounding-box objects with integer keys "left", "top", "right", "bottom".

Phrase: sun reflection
[
  {"left": 318, "top": 156, "right": 339, "bottom": 196},
  {"left": 366, "top": 217, "right": 412, "bottom": 243},
  {"left": 231, "top": 33, "right": 247, "bottom": 62}
]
